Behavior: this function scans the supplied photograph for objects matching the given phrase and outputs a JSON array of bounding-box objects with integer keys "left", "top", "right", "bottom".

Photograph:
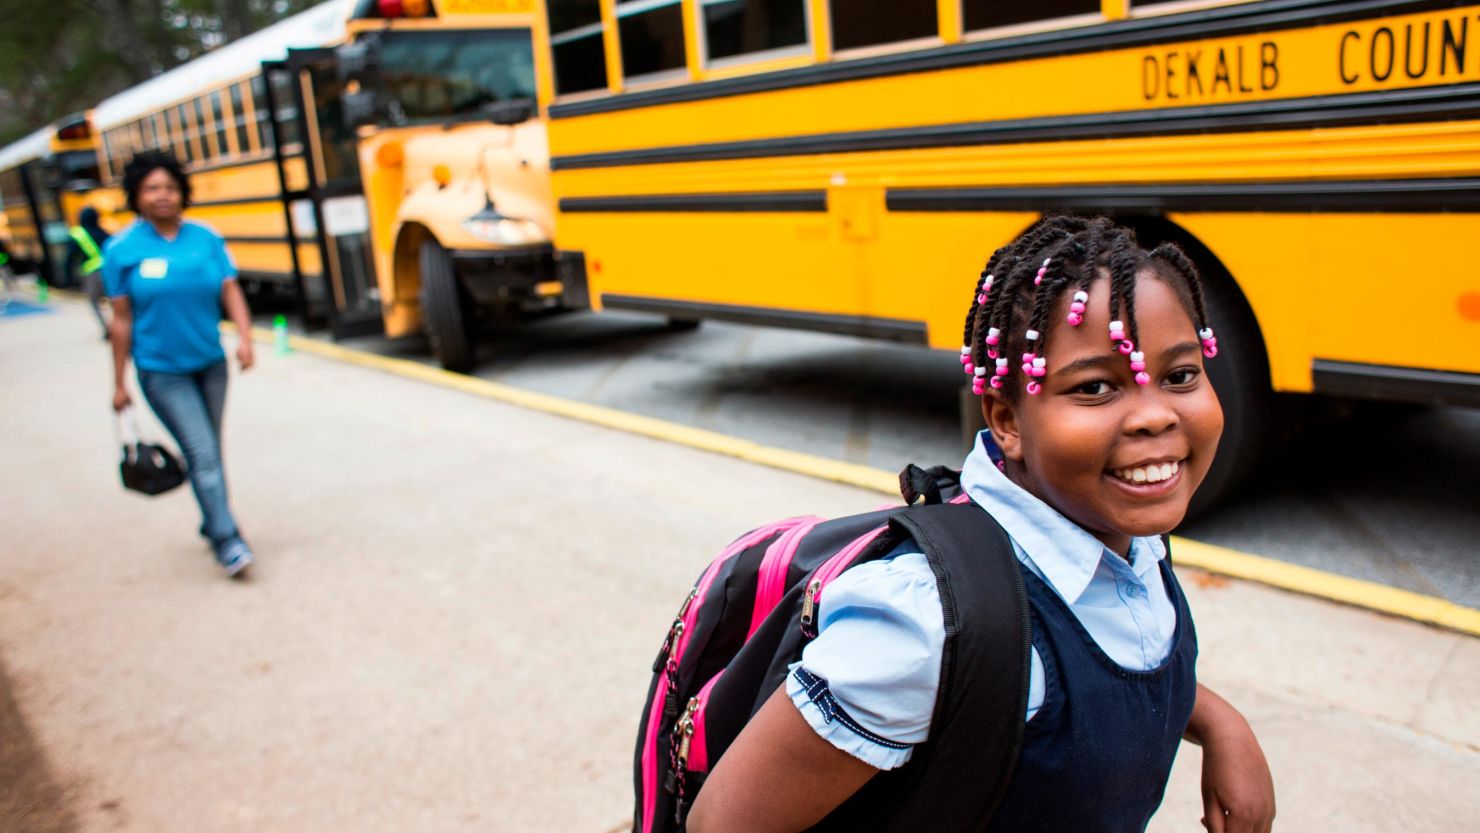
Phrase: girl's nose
[{"left": 1124, "top": 394, "right": 1180, "bottom": 436}]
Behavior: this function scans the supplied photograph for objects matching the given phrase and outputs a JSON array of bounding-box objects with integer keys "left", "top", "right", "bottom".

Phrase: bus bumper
[{"left": 448, "top": 244, "right": 588, "bottom": 312}]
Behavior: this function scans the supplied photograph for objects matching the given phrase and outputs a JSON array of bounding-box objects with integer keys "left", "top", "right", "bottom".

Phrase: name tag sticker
[{"left": 139, "top": 258, "right": 168, "bottom": 279}]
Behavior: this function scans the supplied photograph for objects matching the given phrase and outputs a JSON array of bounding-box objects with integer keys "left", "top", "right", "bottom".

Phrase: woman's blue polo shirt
[{"left": 103, "top": 220, "right": 236, "bottom": 374}]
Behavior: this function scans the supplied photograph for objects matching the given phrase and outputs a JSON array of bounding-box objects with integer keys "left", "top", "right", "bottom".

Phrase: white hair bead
[
  {"left": 1130, "top": 351, "right": 1144, "bottom": 362},
  {"left": 1198, "top": 328, "right": 1214, "bottom": 340},
  {"left": 975, "top": 367, "right": 987, "bottom": 377},
  {"left": 1073, "top": 291, "right": 1088, "bottom": 303},
  {"left": 1025, "top": 329, "right": 1040, "bottom": 341},
  {"left": 1109, "top": 320, "right": 1124, "bottom": 331},
  {"left": 1033, "top": 357, "right": 1046, "bottom": 368},
  {"left": 995, "top": 358, "right": 1008, "bottom": 367}
]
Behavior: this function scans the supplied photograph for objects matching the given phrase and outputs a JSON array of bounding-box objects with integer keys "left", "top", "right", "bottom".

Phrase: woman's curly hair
[{"left": 122, "top": 150, "right": 191, "bottom": 215}]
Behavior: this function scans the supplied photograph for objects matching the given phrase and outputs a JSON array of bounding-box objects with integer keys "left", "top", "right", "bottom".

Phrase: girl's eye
[
  {"left": 1166, "top": 367, "right": 1201, "bottom": 386},
  {"left": 1071, "top": 379, "right": 1113, "bottom": 396}
]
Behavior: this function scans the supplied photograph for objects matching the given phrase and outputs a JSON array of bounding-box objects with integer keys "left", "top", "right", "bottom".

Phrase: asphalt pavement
[
  {"left": 2, "top": 298, "right": 1477, "bottom": 832},
  {"left": 285, "top": 306, "right": 1480, "bottom": 609}
]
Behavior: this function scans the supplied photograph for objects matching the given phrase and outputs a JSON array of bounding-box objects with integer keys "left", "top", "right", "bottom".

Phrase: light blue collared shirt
[{"left": 787, "top": 431, "right": 1179, "bottom": 770}]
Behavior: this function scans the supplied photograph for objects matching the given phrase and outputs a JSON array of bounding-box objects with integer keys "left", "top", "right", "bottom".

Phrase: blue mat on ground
[{"left": 0, "top": 300, "right": 53, "bottom": 319}]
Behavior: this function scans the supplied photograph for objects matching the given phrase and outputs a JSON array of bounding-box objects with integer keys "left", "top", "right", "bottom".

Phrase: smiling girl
[{"left": 687, "top": 216, "right": 1275, "bottom": 833}]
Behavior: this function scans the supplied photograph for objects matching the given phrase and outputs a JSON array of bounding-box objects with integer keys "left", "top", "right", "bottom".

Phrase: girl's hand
[
  {"left": 1197, "top": 711, "right": 1275, "bottom": 833},
  {"left": 112, "top": 386, "right": 132, "bottom": 413},
  {"left": 237, "top": 340, "right": 255, "bottom": 372}
]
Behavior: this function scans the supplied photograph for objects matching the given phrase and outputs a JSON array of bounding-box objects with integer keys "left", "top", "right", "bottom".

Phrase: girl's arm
[
  {"left": 221, "top": 279, "right": 254, "bottom": 371},
  {"left": 687, "top": 684, "right": 880, "bottom": 833},
  {"left": 1184, "top": 684, "right": 1275, "bottom": 833},
  {"left": 109, "top": 298, "right": 133, "bottom": 411}
]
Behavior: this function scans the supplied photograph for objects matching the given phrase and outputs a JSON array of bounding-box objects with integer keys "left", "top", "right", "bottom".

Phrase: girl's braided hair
[{"left": 962, "top": 215, "right": 1213, "bottom": 399}]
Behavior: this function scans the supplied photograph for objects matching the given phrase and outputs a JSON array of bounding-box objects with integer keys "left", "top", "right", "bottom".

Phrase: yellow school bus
[
  {"left": 534, "top": 0, "right": 1480, "bottom": 501},
  {"left": 89, "top": 0, "right": 574, "bottom": 355},
  {"left": 0, "top": 117, "right": 104, "bottom": 286},
  {"left": 92, "top": 0, "right": 355, "bottom": 329},
  {"left": 328, "top": 0, "right": 574, "bottom": 369}
]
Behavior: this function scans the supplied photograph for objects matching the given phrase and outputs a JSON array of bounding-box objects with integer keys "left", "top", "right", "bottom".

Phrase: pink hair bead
[
  {"left": 987, "top": 348, "right": 998, "bottom": 359},
  {"left": 1118, "top": 340, "right": 1135, "bottom": 356},
  {"left": 1066, "top": 312, "right": 1083, "bottom": 326},
  {"left": 1026, "top": 381, "right": 1042, "bottom": 396},
  {"left": 1034, "top": 258, "right": 1050, "bottom": 286},
  {"left": 1135, "top": 371, "right": 1151, "bottom": 385},
  {"left": 973, "top": 379, "right": 986, "bottom": 395},
  {"left": 986, "top": 327, "right": 1001, "bottom": 346},
  {"left": 1204, "top": 343, "right": 1219, "bottom": 358},
  {"left": 1129, "top": 351, "right": 1146, "bottom": 372},
  {"left": 995, "top": 358, "right": 1009, "bottom": 376},
  {"left": 990, "top": 375, "right": 1004, "bottom": 389}
]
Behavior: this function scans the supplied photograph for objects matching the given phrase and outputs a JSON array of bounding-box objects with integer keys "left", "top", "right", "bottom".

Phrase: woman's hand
[
  {"left": 113, "top": 386, "right": 132, "bottom": 412},
  {"left": 1187, "top": 686, "right": 1275, "bottom": 833},
  {"left": 237, "top": 340, "right": 255, "bottom": 372}
]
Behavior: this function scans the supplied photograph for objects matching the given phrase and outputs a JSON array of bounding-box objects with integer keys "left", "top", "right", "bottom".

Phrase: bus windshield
[
  {"left": 377, "top": 29, "right": 536, "bottom": 123},
  {"left": 53, "top": 150, "right": 101, "bottom": 190}
]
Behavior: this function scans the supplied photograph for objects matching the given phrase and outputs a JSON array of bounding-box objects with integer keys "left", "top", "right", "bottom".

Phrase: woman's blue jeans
[{"left": 137, "top": 361, "right": 240, "bottom": 548}]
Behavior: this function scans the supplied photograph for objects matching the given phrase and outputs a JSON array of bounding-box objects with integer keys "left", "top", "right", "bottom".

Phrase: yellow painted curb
[{"left": 229, "top": 323, "right": 1480, "bottom": 639}]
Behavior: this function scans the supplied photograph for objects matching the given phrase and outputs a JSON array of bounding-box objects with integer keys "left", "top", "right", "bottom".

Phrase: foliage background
[{"left": 0, "top": 0, "right": 318, "bottom": 144}]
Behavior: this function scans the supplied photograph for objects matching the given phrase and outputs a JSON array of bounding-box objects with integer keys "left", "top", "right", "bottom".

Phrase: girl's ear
[{"left": 982, "top": 391, "right": 1025, "bottom": 462}]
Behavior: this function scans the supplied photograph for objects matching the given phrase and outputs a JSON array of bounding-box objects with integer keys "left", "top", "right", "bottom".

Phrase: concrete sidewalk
[{"left": 2, "top": 299, "right": 1476, "bottom": 832}]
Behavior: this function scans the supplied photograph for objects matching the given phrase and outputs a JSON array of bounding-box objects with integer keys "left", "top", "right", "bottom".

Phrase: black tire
[
  {"left": 419, "top": 238, "right": 477, "bottom": 373},
  {"left": 665, "top": 316, "right": 702, "bottom": 332},
  {"left": 1182, "top": 242, "right": 1275, "bottom": 519}
]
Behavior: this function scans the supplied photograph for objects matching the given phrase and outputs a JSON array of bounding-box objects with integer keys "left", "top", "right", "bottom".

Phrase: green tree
[{"left": 0, "top": 0, "right": 321, "bottom": 144}]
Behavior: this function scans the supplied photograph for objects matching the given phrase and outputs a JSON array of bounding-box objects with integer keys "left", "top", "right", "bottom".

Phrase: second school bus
[
  {"left": 533, "top": 0, "right": 1480, "bottom": 504},
  {"left": 89, "top": 0, "right": 578, "bottom": 359}
]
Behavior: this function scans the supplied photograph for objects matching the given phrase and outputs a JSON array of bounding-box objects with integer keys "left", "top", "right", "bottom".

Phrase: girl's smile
[{"left": 984, "top": 271, "right": 1224, "bottom": 555}]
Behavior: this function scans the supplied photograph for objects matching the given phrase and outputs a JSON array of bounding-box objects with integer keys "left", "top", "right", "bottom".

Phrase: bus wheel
[
  {"left": 665, "top": 316, "right": 701, "bottom": 332},
  {"left": 419, "top": 238, "right": 477, "bottom": 373},
  {"left": 1185, "top": 248, "right": 1275, "bottom": 520}
]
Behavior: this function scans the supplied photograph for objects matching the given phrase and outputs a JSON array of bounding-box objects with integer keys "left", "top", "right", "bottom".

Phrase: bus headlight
[{"left": 461, "top": 212, "right": 544, "bottom": 246}]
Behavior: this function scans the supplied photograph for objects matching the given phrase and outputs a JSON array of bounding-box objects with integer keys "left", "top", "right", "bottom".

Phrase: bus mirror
[
  {"left": 341, "top": 90, "right": 384, "bottom": 129},
  {"left": 484, "top": 99, "right": 534, "bottom": 127}
]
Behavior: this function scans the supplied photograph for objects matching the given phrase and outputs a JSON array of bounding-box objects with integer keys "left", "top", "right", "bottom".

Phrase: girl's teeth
[{"left": 1113, "top": 461, "right": 1180, "bottom": 484}]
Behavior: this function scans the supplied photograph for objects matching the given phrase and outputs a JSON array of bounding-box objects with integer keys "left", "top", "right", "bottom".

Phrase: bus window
[
  {"left": 616, "top": 0, "right": 685, "bottom": 80},
  {"left": 376, "top": 29, "right": 537, "bottom": 122},
  {"left": 830, "top": 0, "right": 938, "bottom": 51},
  {"left": 547, "top": 0, "right": 609, "bottom": 94},
  {"left": 209, "top": 91, "right": 230, "bottom": 158},
  {"left": 230, "top": 83, "right": 252, "bottom": 154},
  {"left": 702, "top": 0, "right": 807, "bottom": 64},
  {"left": 269, "top": 71, "right": 302, "bottom": 151},
  {"left": 251, "top": 76, "right": 273, "bottom": 152},
  {"left": 962, "top": 0, "right": 1099, "bottom": 32}
]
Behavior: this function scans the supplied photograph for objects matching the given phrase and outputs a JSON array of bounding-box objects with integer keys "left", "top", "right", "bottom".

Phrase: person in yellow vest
[
  {"left": 0, "top": 236, "right": 15, "bottom": 307},
  {"left": 67, "top": 206, "right": 112, "bottom": 338}
]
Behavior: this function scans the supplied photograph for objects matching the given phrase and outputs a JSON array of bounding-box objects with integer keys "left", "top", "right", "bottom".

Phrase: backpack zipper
[{"left": 800, "top": 525, "right": 889, "bottom": 638}]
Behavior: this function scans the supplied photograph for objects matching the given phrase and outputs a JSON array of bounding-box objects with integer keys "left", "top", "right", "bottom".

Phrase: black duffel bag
[{"left": 116, "top": 408, "right": 185, "bottom": 496}]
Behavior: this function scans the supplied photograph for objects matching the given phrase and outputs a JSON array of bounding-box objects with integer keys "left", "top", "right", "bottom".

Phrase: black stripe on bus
[
  {"left": 600, "top": 294, "right": 928, "bottom": 344},
  {"left": 548, "top": 0, "right": 1455, "bottom": 120},
  {"left": 192, "top": 195, "right": 283, "bottom": 209},
  {"left": 1312, "top": 360, "right": 1480, "bottom": 408},
  {"left": 884, "top": 178, "right": 1480, "bottom": 213},
  {"left": 560, "top": 191, "right": 827, "bottom": 213},
  {"left": 550, "top": 83, "right": 1480, "bottom": 170},
  {"left": 222, "top": 235, "right": 318, "bottom": 245}
]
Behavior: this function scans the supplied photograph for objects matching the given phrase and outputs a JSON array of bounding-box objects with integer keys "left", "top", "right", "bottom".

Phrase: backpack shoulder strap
[{"left": 859, "top": 502, "right": 1029, "bottom": 832}]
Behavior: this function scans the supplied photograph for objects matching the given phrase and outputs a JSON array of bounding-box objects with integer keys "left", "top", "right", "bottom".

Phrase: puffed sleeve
[{"left": 786, "top": 551, "right": 944, "bottom": 770}]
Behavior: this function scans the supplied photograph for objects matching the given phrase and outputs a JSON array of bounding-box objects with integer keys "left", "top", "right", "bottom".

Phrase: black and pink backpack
[{"left": 635, "top": 465, "right": 1033, "bottom": 833}]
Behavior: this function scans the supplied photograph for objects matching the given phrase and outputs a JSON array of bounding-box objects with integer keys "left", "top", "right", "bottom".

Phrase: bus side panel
[{"left": 564, "top": 211, "right": 863, "bottom": 319}]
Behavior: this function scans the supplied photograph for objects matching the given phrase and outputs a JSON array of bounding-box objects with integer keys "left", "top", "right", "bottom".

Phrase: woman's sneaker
[{"left": 217, "top": 539, "right": 254, "bottom": 578}]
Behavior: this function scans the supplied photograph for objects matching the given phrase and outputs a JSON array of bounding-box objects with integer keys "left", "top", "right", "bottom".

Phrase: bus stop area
[{"left": 3, "top": 295, "right": 1478, "bottom": 832}]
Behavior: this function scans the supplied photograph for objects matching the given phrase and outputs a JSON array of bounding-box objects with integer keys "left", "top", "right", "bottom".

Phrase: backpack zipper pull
[
  {"left": 675, "top": 698, "right": 699, "bottom": 767},
  {"left": 800, "top": 579, "right": 822, "bottom": 636}
]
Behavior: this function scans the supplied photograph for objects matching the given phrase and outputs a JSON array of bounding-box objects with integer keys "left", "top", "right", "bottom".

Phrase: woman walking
[{"left": 104, "top": 150, "right": 256, "bottom": 577}]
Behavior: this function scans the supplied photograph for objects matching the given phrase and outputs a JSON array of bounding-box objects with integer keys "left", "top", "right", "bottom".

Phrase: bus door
[{"left": 264, "top": 49, "right": 383, "bottom": 340}]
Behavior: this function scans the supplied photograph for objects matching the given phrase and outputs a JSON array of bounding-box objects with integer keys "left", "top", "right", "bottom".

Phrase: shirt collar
[{"left": 961, "top": 431, "right": 1167, "bottom": 602}]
